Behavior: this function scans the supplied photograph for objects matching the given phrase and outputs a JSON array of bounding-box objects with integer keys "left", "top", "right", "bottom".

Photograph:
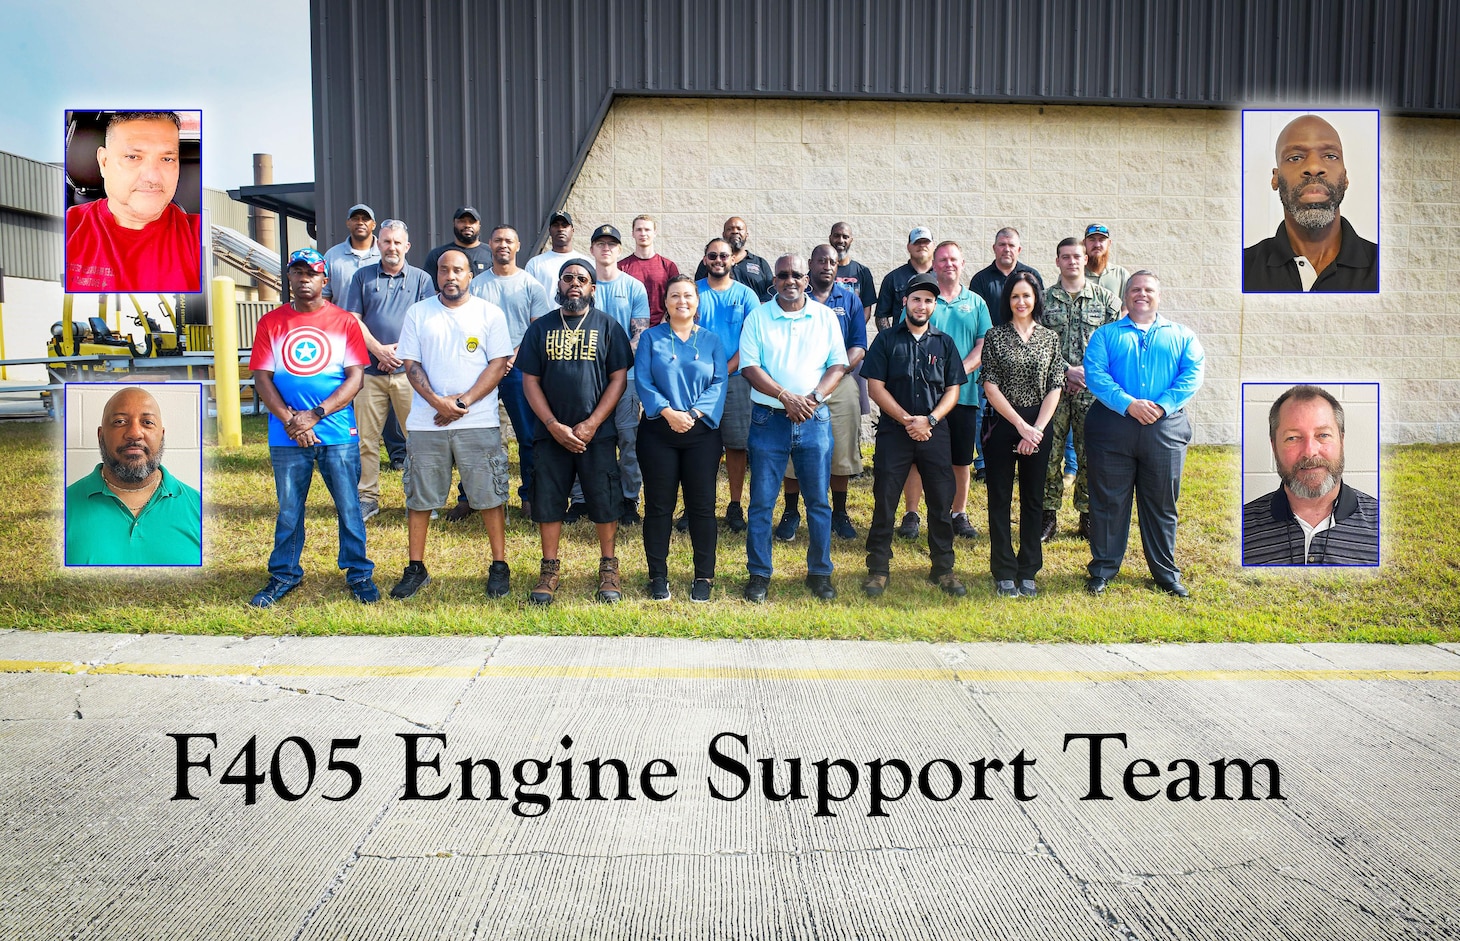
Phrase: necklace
[
  {"left": 103, "top": 469, "right": 159, "bottom": 493},
  {"left": 670, "top": 324, "right": 700, "bottom": 361},
  {"left": 558, "top": 308, "right": 587, "bottom": 354}
]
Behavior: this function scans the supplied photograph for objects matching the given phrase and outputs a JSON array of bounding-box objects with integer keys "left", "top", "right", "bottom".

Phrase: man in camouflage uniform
[{"left": 1041, "top": 237, "right": 1121, "bottom": 542}]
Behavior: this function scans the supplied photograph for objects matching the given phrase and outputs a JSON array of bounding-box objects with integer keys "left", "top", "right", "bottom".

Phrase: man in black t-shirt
[
  {"left": 517, "top": 258, "right": 633, "bottom": 606},
  {"left": 694, "top": 216, "right": 775, "bottom": 301},
  {"left": 423, "top": 206, "right": 494, "bottom": 290}
]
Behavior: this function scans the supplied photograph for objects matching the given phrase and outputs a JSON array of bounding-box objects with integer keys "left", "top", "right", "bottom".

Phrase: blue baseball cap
[
  {"left": 1085, "top": 224, "right": 1111, "bottom": 238},
  {"left": 288, "top": 248, "right": 326, "bottom": 272}
]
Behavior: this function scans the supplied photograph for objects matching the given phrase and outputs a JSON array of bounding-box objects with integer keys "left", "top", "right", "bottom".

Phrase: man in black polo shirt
[
  {"left": 969, "top": 226, "right": 1045, "bottom": 326},
  {"left": 694, "top": 216, "right": 774, "bottom": 301},
  {"left": 873, "top": 226, "right": 935, "bottom": 332},
  {"left": 424, "top": 207, "right": 494, "bottom": 289},
  {"left": 1242, "top": 115, "right": 1378, "bottom": 292},
  {"left": 860, "top": 273, "right": 968, "bottom": 598}
]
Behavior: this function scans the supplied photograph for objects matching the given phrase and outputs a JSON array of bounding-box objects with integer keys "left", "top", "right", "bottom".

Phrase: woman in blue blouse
[{"left": 634, "top": 274, "right": 728, "bottom": 602}]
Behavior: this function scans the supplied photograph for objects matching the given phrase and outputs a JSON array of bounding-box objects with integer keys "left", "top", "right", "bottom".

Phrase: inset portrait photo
[
  {"left": 63, "top": 382, "right": 204, "bottom": 567},
  {"left": 1241, "top": 382, "right": 1379, "bottom": 567},
  {"left": 63, "top": 109, "right": 203, "bottom": 295},
  {"left": 1241, "top": 109, "right": 1380, "bottom": 294}
]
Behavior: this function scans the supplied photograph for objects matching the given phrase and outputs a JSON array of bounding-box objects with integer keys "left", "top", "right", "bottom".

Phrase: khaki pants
[{"left": 356, "top": 371, "right": 414, "bottom": 504}]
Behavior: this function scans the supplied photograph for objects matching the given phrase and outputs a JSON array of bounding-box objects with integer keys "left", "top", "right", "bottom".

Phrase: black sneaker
[
  {"left": 832, "top": 511, "right": 857, "bottom": 540},
  {"left": 774, "top": 510, "right": 801, "bottom": 541},
  {"left": 690, "top": 578, "right": 712, "bottom": 603},
  {"left": 486, "top": 560, "right": 511, "bottom": 598},
  {"left": 391, "top": 563, "right": 431, "bottom": 600},
  {"left": 563, "top": 501, "right": 589, "bottom": 524},
  {"left": 896, "top": 511, "right": 921, "bottom": 540},
  {"left": 951, "top": 512, "right": 978, "bottom": 539},
  {"left": 743, "top": 573, "right": 770, "bottom": 603},
  {"left": 349, "top": 578, "right": 380, "bottom": 604},
  {"left": 674, "top": 513, "right": 690, "bottom": 533},
  {"left": 620, "top": 498, "right": 641, "bottom": 526},
  {"left": 724, "top": 502, "right": 747, "bottom": 533},
  {"left": 804, "top": 573, "right": 837, "bottom": 601},
  {"left": 248, "top": 577, "right": 297, "bottom": 609},
  {"left": 647, "top": 576, "right": 671, "bottom": 601}
]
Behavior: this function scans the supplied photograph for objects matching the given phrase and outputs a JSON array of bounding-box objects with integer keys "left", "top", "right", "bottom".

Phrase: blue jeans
[
  {"left": 747, "top": 404, "right": 833, "bottom": 578},
  {"left": 499, "top": 367, "right": 538, "bottom": 502},
  {"left": 267, "top": 444, "right": 373, "bottom": 586},
  {"left": 1064, "top": 428, "right": 1078, "bottom": 475}
]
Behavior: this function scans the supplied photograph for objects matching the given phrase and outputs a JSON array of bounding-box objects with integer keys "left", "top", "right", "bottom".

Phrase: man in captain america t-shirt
[
  {"left": 247, "top": 248, "right": 379, "bottom": 608},
  {"left": 65, "top": 111, "right": 201, "bottom": 294}
]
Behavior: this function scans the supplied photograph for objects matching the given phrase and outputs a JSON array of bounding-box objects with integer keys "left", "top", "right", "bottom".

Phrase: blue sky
[{"left": 1, "top": 0, "right": 313, "bottom": 189}]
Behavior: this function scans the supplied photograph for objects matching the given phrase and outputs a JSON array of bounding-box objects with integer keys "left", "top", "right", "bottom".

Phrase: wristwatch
[
  {"left": 456, "top": 397, "right": 468, "bottom": 410},
  {"left": 810, "top": 390, "right": 825, "bottom": 405},
  {"left": 928, "top": 414, "right": 940, "bottom": 428},
  {"left": 311, "top": 405, "right": 326, "bottom": 419}
]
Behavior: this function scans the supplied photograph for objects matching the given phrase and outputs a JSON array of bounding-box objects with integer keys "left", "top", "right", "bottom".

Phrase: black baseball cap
[
  {"left": 905, "top": 272, "right": 939, "bottom": 299},
  {"left": 549, "top": 210, "right": 574, "bottom": 226},
  {"left": 454, "top": 206, "right": 480, "bottom": 221},
  {"left": 590, "top": 224, "right": 622, "bottom": 245}
]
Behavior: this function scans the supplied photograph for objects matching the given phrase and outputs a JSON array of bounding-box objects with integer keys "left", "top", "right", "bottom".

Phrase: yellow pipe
[{"left": 211, "top": 277, "right": 242, "bottom": 450}]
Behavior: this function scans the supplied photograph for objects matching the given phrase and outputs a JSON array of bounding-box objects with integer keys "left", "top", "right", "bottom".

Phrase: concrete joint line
[
  {"left": 287, "top": 784, "right": 405, "bottom": 941},
  {"left": 225, "top": 676, "right": 436, "bottom": 731}
]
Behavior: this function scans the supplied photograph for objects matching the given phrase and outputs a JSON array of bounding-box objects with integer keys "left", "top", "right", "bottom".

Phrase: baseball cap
[
  {"left": 908, "top": 226, "right": 933, "bottom": 244},
  {"left": 347, "top": 203, "right": 375, "bottom": 220},
  {"left": 559, "top": 258, "right": 596, "bottom": 283},
  {"left": 549, "top": 210, "right": 574, "bottom": 226},
  {"left": 1085, "top": 224, "right": 1111, "bottom": 238},
  {"left": 454, "top": 206, "right": 481, "bottom": 221},
  {"left": 288, "top": 248, "right": 326, "bottom": 272},
  {"left": 905, "top": 272, "right": 939, "bottom": 298},
  {"left": 590, "top": 224, "right": 622, "bottom": 245}
]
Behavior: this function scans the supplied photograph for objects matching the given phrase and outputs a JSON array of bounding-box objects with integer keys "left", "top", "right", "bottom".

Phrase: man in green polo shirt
[{"left": 64, "top": 386, "right": 202, "bottom": 566}]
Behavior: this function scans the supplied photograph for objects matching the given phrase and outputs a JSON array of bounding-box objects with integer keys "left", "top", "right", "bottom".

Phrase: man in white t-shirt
[
  {"left": 523, "top": 210, "right": 592, "bottom": 295},
  {"left": 390, "top": 248, "right": 513, "bottom": 600}
]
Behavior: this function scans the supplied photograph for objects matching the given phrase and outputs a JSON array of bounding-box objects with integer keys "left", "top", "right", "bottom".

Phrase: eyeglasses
[
  {"left": 560, "top": 274, "right": 592, "bottom": 285},
  {"left": 775, "top": 270, "right": 806, "bottom": 281},
  {"left": 704, "top": 252, "right": 731, "bottom": 261}
]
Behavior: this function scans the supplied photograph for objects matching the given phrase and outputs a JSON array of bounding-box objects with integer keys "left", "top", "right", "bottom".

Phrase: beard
[
  {"left": 1278, "top": 173, "right": 1348, "bottom": 231},
  {"left": 102, "top": 439, "right": 163, "bottom": 484},
  {"left": 1279, "top": 452, "right": 1343, "bottom": 501},
  {"left": 557, "top": 293, "right": 591, "bottom": 314}
]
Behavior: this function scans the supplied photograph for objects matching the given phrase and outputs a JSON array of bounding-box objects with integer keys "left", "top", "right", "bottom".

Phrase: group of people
[{"left": 244, "top": 205, "right": 1209, "bottom": 607}]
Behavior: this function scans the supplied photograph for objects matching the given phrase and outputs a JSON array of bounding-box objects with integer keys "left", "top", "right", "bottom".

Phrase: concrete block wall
[{"left": 556, "top": 97, "right": 1460, "bottom": 445}]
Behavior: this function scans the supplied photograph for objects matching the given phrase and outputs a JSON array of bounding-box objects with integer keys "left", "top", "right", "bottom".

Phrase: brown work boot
[
  {"left": 1076, "top": 511, "right": 1091, "bottom": 540},
  {"left": 529, "top": 558, "right": 560, "bottom": 606},
  {"left": 932, "top": 572, "right": 968, "bottom": 597},
  {"left": 443, "top": 498, "right": 474, "bottom": 523},
  {"left": 1040, "top": 510, "right": 1059, "bottom": 543},
  {"left": 862, "top": 572, "right": 889, "bottom": 597},
  {"left": 596, "top": 556, "right": 622, "bottom": 603}
]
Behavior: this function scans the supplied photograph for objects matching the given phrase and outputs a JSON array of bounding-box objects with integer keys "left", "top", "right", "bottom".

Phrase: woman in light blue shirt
[{"left": 634, "top": 274, "right": 728, "bottom": 602}]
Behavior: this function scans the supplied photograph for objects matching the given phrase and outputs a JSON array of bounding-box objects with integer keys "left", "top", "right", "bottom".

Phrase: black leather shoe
[
  {"left": 1155, "top": 579, "right": 1190, "bottom": 598},
  {"left": 1039, "top": 510, "right": 1059, "bottom": 543},
  {"left": 804, "top": 574, "right": 837, "bottom": 601},
  {"left": 1085, "top": 576, "right": 1109, "bottom": 596},
  {"left": 1076, "top": 511, "right": 1091, "bottom": 540},
  {"left": 743, "top": 574, "right": 770, "bottom": 603}
]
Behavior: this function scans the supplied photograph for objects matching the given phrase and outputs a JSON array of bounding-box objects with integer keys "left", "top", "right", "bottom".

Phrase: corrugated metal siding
[
  {"left": 312, "top": 0, "right": 1460, "bottom": 251},
  {"left": 0, "top": 209, "right": 64, "bottom": 282},
  {"left": 0, "top": 151, "right": 63, "bottom": 218}
]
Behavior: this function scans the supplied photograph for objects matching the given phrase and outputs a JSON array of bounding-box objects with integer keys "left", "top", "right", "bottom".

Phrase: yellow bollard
[{"left": 211, "top": 276, "right": 243, "bottom": 450}]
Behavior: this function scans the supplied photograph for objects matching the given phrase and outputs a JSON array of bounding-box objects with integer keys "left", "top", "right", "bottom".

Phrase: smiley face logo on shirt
[{"left": 466, "top": 336, "right": 480, "bottom": 353}]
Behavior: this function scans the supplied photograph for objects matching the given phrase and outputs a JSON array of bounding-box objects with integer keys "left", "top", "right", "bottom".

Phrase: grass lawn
[{"left": 6, "top": 415, "right": 1456, "bottom": 642}]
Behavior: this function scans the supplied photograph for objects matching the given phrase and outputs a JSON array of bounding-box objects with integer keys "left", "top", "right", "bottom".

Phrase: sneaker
[
  {"left": 804, "top": 573, "right": 837, "bottom": 601},
  {"left": 743, "top": 573, "right": 770, "bottom": 603},
  {"left": 932, "top": 573, "right": 968, "bottom": 597},
  {"left": 620, "top": 498, "right": 641, "bottom": 526},
  {"left": 486, "top": 560, "right": 511, "bottom": 598},
  {"left": 349, "top": 578, "right": 380, "bottom": 604},
  {"left": 390, "top": 563, "right": 430, "bottom": 600},
  {"left": 359, "top": 498, "right": 380, "bottom": 523},
  {"left": 1018, "top": 579, "right": 1038, "bottom": 598},
  {"left": 831, "top": 511, "right": 857, "bottom": 540},
  {"left": 896, "top": 511, "right": 921, "bottom": 540},
  {"left": 647, "top": 576, "right": 671, "bottom": 601},
  {"left": 995, "top": 579, "right": 1019, "bottom": 599},
  {"left": 951, "top": 512, "right": 978, "bottom": 539},
  {"left": 862, "top": 572, "right": 889, "bottom": 597},
  {"left": 597, "top": 556, "right": 623, "bottom": 603},
  {"left": 248, "top": 577, "right": 296, "bottom": 608},
  {"left": 973, "top": 466, "right": 987, "bottom": 482},
  {"left": 444, "top": 499, "right": 473, "bottom": 523},
  {"left": 389, "top": 458, "right": 406, "bottom": 472},
  {"left": 774, "top": 510, "right": 800, "bottom": 541},
  {"left": 674, "top": 513, "right": 690, "bottom": 533},
  {"left": 529, "top": 558, "right": 561, "bottom": 605},
  {"left": 563, "top": 501, "right": 589, "bottom": 524},
  {"left": 690, "top": 578, "right": 713, "bottom": 603},
  {"left": 724, "top": 502, "right": 747, "bottom": 533}
]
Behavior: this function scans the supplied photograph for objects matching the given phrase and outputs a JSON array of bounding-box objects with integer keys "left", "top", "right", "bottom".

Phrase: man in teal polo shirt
[{"left": 65, "top": 386, "right": 202, "bottom": 566}]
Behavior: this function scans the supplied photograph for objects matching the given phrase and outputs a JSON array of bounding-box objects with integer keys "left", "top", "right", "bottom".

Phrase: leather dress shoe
[
  {"left": 1155, "top": 579, "right": 1190, "bottom": 598},
  {"left": 1039, "top": 510, "right": 1059, "bottom": 543},
  {"left": 1085, "top": 576, "right": 1109, "bottom": 596}
]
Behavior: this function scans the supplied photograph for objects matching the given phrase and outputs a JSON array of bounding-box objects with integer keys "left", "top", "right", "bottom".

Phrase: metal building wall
[
  {"left": 311, "top": 0, "right": 1460, "bottom": 251},
  {"left": 0, "top": 151, "right": 64, "bottom": 282}
]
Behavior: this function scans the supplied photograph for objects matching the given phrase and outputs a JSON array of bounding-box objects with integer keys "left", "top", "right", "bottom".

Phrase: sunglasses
[
  {"left": 560, "top": 273, "right": 592, "bottom": 285},
  {"left": 775, "top": 270, "right": 807, "bottom": 281},
  {"left": 705, "top": 252, "right": 731, "bottom": 261}
]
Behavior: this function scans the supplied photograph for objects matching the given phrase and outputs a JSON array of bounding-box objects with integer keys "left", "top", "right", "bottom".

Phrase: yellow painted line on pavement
[{"left": 1, "top": 659, "right": 1458, "bottom": 683}]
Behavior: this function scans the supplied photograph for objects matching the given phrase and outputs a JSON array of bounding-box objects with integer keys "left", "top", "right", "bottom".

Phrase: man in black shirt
[
  {"left": 694, "top": 216, "right": 774, "bottom": 300},
  {"left": 517, "top": 258, "right": 633, "bottom": 605},
  {"left": 969, "top": 227, "right": 1045, "bottom": 327},
  {"left": 1243, "top": 115, "right": 1378, "bottom": 292},
  {"left": 424, "top": 207, "right": 494, "bottom": 289},
  {"left": 873, "top": 226, "right": 935, "bottom": 332},
  {"left": 860, "top": 273, "right": 968, "bottom": 598},
  {"left": 829, "top": 221, "right": 878, "bottom": 313}
]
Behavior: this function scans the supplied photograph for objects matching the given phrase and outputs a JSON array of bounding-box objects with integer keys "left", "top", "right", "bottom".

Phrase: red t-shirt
[
  {"left": 617, "top": 253, "right": 681, "bottom": 326},
  {"left": 65, "top": 199, "right": 202, "bottom": 294}
]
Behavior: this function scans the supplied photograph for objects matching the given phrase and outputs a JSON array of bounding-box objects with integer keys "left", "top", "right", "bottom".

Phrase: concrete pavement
[{"left": 1, "top": 630, "right": 1458, "bottom": 939}]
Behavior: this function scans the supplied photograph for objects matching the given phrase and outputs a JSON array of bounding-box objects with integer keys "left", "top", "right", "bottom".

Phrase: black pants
[
  {"left": 1085, "top": 403, "right": 1191, "bottom": 583},
  {"left": 639, "top": 417, "right": 722, "bottom": 580},
  {"left": 866, "top": 423, "right": 955, "bottom": 577},
  {"left": 983, "top": 404, "right": 1052, "bottom": 582}
]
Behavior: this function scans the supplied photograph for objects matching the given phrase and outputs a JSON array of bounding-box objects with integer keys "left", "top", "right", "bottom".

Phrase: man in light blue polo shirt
[{"left": 737, "top": 253, "right": 849, "bottom": 603}]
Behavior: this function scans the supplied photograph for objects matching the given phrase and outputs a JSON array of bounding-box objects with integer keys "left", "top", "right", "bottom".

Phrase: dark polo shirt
[
  {"left": 1242, "top": 217, "right": 1378, "bottom": 293},
  {"left": 861, "top": 321, "right": 967, "bottom": 419},
  {"left": 1241, "top": 481, "right": 1379, "bottom": 565}
]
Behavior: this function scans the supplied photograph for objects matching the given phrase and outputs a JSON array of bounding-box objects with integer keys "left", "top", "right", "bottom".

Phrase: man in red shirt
[
  {"left": 65, "top": 111, "right": 201, "bottom": 294},
  {"left": 616, "top": 214, "right": 680, "bottom": 326}
]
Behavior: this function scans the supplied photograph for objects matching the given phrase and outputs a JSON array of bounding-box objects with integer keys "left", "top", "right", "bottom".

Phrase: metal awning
[{"left": 226, "top": 182, "right": 316, "bottom": 301}]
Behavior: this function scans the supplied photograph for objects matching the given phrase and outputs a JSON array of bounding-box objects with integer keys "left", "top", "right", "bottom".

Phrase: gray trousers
[{"left": 1084, "top": 403, "right": 1192, "bottom": 584}]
